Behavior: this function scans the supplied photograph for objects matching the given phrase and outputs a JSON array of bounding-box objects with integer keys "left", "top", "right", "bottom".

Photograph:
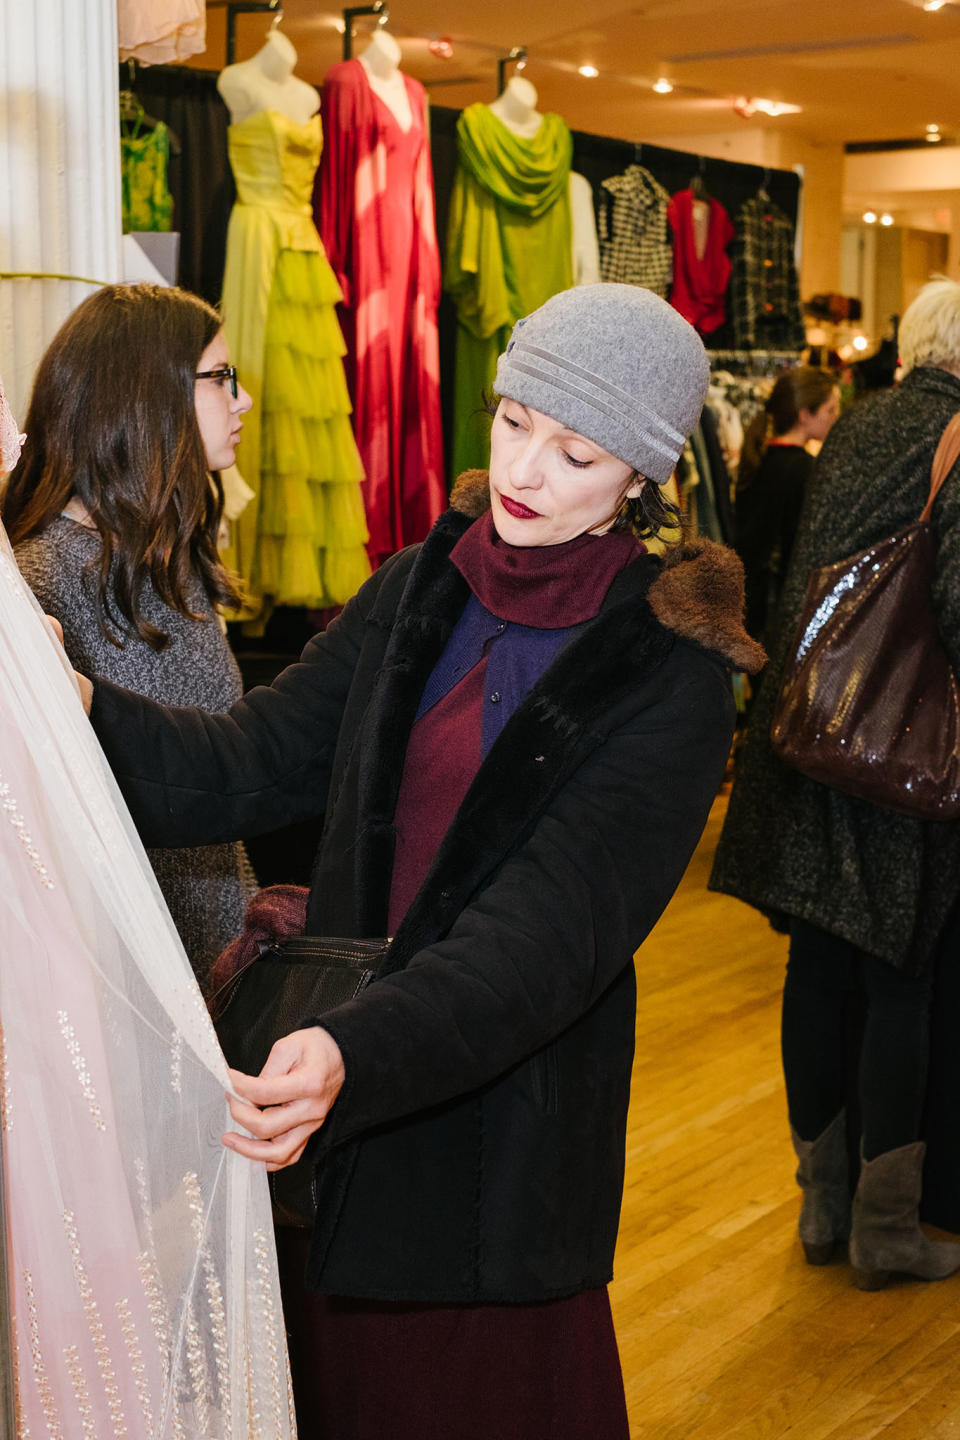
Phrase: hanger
[
  {"left": 690, "top": 155, "right": 709, "bottom": 201},
  {"left": 756, "top": 166, "right": 771, "bottom": 203},
  {"left": 118, "top": 91, "right": 181, "bottom": 153}
]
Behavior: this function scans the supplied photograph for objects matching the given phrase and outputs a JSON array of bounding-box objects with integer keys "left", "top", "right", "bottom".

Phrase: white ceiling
[{"left": 204, "top": 0, "right": 960, "bottom": 149}]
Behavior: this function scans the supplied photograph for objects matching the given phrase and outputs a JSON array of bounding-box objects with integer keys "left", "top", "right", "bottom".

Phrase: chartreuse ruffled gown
[
  {"left": 445, "top": 105, "right": 574, "bottom": 477},
  {"left": 221, "top": 110, "right": 369, "bottom": 618}
]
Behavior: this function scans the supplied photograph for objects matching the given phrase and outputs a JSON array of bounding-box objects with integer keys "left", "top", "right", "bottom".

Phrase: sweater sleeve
[
  {"left": 89, "top": 568, "right": 378, "bottom": 847},
  {"left": 316, "top": 642, "right": 735, "bottom": 1147}
]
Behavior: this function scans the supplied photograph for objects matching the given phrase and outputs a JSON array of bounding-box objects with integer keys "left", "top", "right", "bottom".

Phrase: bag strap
[{"left": 920, "top": 411, "right": 960, "bottom": 523}]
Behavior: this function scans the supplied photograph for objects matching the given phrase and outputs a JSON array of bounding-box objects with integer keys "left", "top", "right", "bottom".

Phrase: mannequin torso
[
  {"left": 488, "top": 75, "right": 542, "bottom": 139},
  {"left": 358, "top": 30, "right": 413, "bottom": 131},
  {"left": 218, "top": 29, "right": 319, "bottom": 126}
]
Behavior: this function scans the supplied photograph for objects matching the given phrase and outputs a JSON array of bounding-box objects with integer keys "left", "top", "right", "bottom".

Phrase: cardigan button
[{"left": 489, "top": 691, "right": 502, "bottom": 703}]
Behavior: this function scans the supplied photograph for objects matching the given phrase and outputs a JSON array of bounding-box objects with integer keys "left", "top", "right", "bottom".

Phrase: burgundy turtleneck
[
  {"left": 450, "top": 511, "right": 644, "bottom": 628},
  {"left": 388, "top": 514, "right": 645, "bottom": 932}
]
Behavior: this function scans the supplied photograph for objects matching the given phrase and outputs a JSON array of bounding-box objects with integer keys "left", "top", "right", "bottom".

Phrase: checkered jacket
[
  {"left": 729, "top": 196, "right": 805, "bottom": 351},
  {"left": 598, "top": 165, "right": 672, "bottom": 297}
]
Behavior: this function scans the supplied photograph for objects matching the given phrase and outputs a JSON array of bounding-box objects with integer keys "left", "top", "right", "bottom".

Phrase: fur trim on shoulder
[
  {"left": 449, "top": 469, "right": 492, "bottom": 518},
  {"left": 649, "top": 538, "right": 767, "bottom": 674},
  {"left": 448, "top": 471, "right": 765, "bottom": 674}
]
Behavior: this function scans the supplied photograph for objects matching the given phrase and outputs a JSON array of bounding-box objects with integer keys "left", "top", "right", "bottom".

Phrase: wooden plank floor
[{"left": 611, "top": 795, "right": 960, "bottom": 1440}]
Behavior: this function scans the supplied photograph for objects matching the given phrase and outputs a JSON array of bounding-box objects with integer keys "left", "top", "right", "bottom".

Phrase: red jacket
[{"left": 667, "top": 188, "right": 734, "bottom": 334}]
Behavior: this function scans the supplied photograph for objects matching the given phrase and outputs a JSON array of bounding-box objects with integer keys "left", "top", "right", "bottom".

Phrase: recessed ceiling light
[
  {"left": 578, "top": 64, "right": 599, "bottom": 78},
  {"left": 863, "top": 211, "right": 878, "bottom": 224},
  {"left": 880, "top": 213, "right": 895, "bottom": 226},
  {"left": 853, "top": 335, "right": 869, "bottom": 352},
  {"left": 653, "top": 77, "right": 674, "bottom": 94},
  {"left": 924, "top": 1, "right": 947, "bottom": 11}
]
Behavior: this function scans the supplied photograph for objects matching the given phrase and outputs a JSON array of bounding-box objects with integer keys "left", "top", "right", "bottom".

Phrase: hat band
[
  {"left": 513, "top": 340, "right": 687, "bottom": 449},
  {"left": 504, "top": 355, "right": 680, "bottom": 467}
]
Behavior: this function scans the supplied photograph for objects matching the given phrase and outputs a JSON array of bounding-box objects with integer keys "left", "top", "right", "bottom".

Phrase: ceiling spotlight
[
  {"left": 653, "top": 77, "right": 674, "bottom": 94},
  {"left": 880, "top": 213, "right": 895, "bottom": 226},
  {"left": 734, "top": 95, "right": 801, "bottom": 118},
  {"left": 852, "top": 335, "right": 869, "bottom": 352},
  {"left": 923, "top": 1, "right": 947, "bottom": 11},
  {"left": 578, "top": 64, "right": 599, "bottom": 78},
  {"left": 862, "top": 211, "right": 877, "bottom": 224}
]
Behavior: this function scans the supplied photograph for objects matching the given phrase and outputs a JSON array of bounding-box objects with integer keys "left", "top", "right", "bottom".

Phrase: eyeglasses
[{"left": 195, "top": 365, "right": 238, "bottom": 399}]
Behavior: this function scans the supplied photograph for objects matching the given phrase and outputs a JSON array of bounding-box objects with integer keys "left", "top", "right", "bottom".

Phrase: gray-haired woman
[{"left": 712, "top": 278, "right": 960, "bottom": 1292}]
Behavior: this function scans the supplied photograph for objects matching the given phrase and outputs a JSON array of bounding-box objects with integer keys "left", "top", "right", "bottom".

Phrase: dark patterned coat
[
  {"left": 711, "top": 365, "right": 960, "bottom": 975},
  {"left": 91, "top": 480, "right": 763, "bottom": 1302}
]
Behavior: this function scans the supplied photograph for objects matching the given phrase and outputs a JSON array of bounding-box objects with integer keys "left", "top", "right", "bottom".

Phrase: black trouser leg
[
  {"left": 782, "top": 919, "right": 857, "bottom": 1141},
  {"left": 782, "top": 918, "right": 932, "bottom": 1158},
  {"left": 858, "top": 953, "right": 932, "bottom": 1161}
]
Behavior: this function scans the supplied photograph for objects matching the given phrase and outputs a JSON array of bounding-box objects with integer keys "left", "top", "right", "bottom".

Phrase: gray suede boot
[
  {"left": 790, "top": 1111, "right": 851, "bottom": 1265},
  {"left": 850, "top": 1141, "right": 960, "bottom": 1291}
]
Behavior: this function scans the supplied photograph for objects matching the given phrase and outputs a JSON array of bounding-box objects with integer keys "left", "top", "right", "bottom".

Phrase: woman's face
[
  {"left": 488, "top": 399, "right": 642, "bottom": 547},
  {"left": 193, "top": 331, "right": 252, "bottom": 471},
  {"left": 801, "top": 387, "right": 841, "bottom": 444}
]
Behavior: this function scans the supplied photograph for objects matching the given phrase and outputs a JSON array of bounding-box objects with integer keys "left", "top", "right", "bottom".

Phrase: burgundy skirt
[{"left": 276, "top": 1229, "right": 629, "bottom": 1440}]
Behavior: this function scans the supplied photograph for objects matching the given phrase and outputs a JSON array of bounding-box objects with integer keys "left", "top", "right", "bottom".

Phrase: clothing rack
[
  {"left": 707, "top": 349, "right": 803, "bottom": 374},
  {"left": 342, "top": 3, "right": 389, "bottom": 60}
]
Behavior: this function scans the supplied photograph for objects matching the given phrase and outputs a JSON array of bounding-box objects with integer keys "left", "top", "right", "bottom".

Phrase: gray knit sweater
[{"left": 16, "top": 515, "right": 254, "bottom": 992}]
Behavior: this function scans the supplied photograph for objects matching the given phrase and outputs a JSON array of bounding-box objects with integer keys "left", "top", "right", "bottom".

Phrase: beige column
[{"left": 0, "top": 0, "right": 122, "bottom": 422}]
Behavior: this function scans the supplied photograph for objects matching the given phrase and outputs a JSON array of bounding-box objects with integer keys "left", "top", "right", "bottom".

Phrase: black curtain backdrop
[{"left": 119, "top": 63, "right": 233, "bottom": 305}]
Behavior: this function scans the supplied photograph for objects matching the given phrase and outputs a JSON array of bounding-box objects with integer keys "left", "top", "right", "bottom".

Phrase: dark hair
[
  {"left": 737, "top": 366, "right": 837, "bottom": 492},
  {"left": 2, "top": 283, "right": 241, "bottom": 649},
  {"left": 612, "top": 475, "right": 682, "bottom": 543}
]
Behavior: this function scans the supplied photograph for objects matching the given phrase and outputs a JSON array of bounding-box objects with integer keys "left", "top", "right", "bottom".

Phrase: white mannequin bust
[
  {"left": 358, "top": 29, "right": 412, "bottom": 131},
  {"left": 488, "top": 75, "right": 542, "bottom": 138},
  {"left": 217, "top": 28, "right": 319, "bottom": 126}
]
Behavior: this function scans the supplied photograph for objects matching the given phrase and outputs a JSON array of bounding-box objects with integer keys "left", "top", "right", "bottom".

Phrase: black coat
[
  {"left": 91, "top": 482, "right": 763, "bottom": 1302},
  {"left": 711, "top": 366, "right": 960, "bottom": 975}
]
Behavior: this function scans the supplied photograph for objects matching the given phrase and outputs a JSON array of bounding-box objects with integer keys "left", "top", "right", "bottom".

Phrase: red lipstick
[{"left": 499, "top": 495, "right": 542, "bottom": 519}]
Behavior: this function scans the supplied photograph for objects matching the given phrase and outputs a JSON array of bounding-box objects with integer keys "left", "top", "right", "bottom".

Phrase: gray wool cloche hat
[{"left": 493, "top": 283, "right": 710, "bottom": 485}]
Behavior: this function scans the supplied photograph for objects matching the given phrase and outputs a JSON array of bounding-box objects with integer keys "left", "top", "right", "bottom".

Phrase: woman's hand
[
  {"left": 46, "top": 615, "right": 93, "bottom": 714},
  {"left": 222, "top": 1027, "right": 346, "bottom": 1169}
]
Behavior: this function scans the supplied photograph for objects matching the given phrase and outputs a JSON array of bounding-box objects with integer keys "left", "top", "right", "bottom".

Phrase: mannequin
[
  {"left": 312, "top": 28, "right": 446, "bottom": 562},
  {"left": 217, "top": 21, "right": 370, "bottom": 616},
  {"left": 488, "top": 76, "right": 597, "bottom": 285},
  {"left": 217, "top": 25, "right": 318, "bottom": 125},
  {"left": 358, "top": 28, "right": 412, "bottom": 130},
  {"left": 488, "top": 74, "right": 542, "bottom": 138}
]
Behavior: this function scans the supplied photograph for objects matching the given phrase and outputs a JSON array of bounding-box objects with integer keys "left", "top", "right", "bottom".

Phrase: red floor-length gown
[{"left": 314, "top": 60, "right": 446, "bottom": 565}]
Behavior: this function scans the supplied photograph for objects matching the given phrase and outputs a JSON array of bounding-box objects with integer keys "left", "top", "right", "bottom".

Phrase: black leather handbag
[
  {"left": 770, "top": 413, "right": 960, "bottom": 819},
  {"left": 211, "top": 934, "right": 389, "bottom": 1227}
]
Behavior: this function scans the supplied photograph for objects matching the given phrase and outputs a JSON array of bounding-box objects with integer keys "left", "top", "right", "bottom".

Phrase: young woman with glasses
[{"left": 2, "top": 281, "right": 255, "bottom": 992}]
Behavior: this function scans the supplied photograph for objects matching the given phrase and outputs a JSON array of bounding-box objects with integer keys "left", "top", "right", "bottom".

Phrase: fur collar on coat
[{"left": 447, "top": 469, "right": 766, "bottom": 676}]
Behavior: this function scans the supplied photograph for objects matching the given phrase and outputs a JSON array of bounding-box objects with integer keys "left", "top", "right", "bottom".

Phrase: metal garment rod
[
  {"left": 342, "top": 3, "right": 388, "bottom": 61},
  {"left": 207, "top": 0, "right": 282, "bottom": 65},
  {"left": 496, "top": 47, "right": 527, "bottom": 97}
]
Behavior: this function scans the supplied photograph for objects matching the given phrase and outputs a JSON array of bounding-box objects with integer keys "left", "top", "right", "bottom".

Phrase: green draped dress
[{"left": 446, "top": 105, "right": 574, "bottom": 475}]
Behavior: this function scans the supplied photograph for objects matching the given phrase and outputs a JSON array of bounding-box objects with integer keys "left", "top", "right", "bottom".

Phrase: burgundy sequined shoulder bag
[{"left": 770, "top": 412, "right": 960, "bottom": 819}]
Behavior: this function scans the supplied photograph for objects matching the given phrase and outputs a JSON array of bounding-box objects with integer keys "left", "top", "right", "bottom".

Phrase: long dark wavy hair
[{"left": 2, "top": 283, "right": 241, "bottom": 650}]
